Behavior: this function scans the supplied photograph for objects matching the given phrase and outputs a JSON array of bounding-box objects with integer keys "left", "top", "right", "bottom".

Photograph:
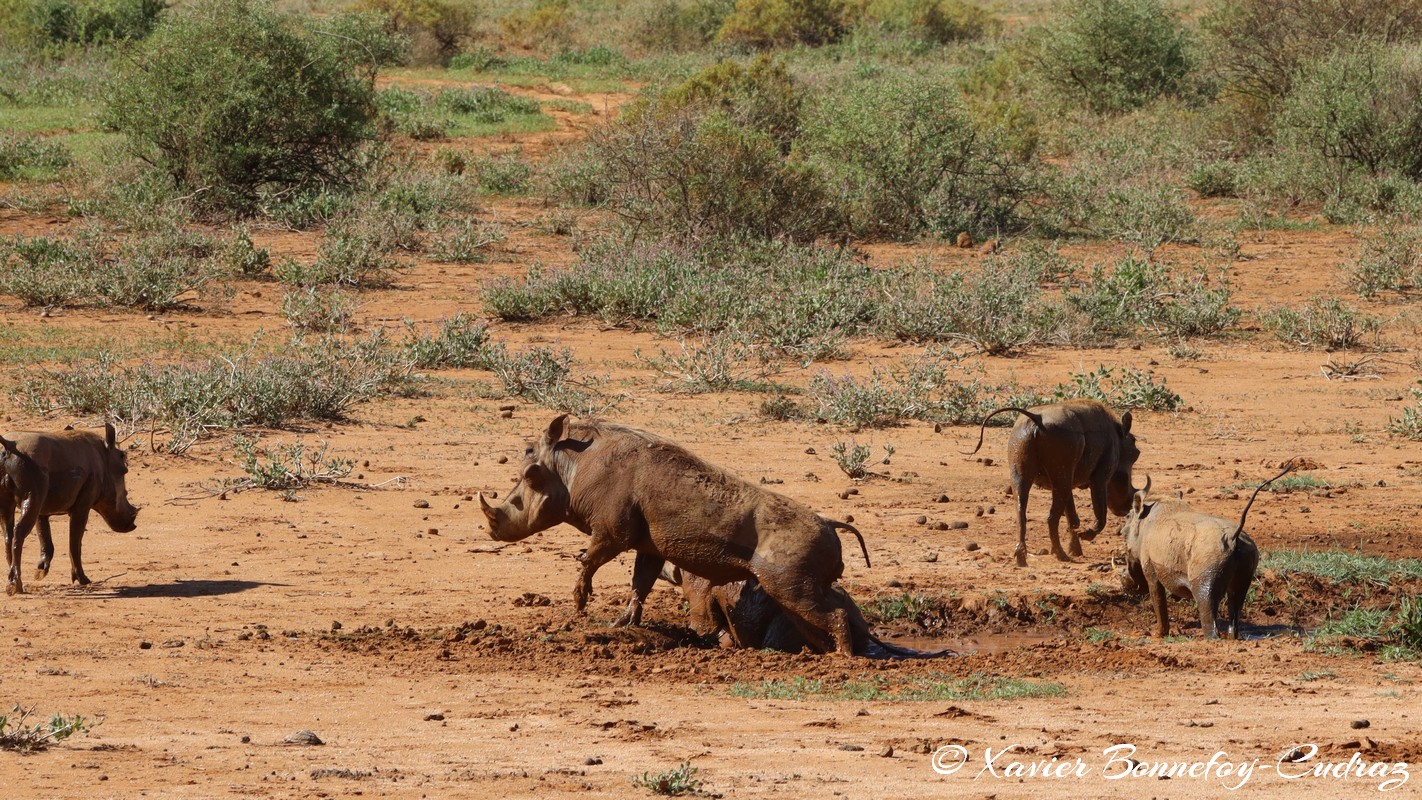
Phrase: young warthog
[
  {"left": 479, "top": 415, "right": 871, "bottom": 655},
  {"left": 1, "top": 423, "right": 139, "bottom": 595},
  {"left": 658, "top": 564, "right": 949, "bottom": 658},
  {"left": 965, "top": 400, "right": 1140, "bottom": 567},
  {"left": 1121, "top": 465, "right": 1293, "bottom": 639}
]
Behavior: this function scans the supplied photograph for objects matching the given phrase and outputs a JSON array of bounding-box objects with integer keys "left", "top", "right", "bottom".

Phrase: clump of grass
[
  {"left": 0, "top": 134, "right": 72, "bottom": 179},
  {"left": 1262, "top": 549, "right": 1422, "bottom": 586},
  {"left": 864, "top": 592, "right": 935, "bottom": 623},
  {"left": 428, "top": 219, "right": 506, "bottom": 263},
  {"left": 472, "top": 153, "right": 533, "bottom": 195},
  {"left": 1229, "top": 473, "right": 1331, "bottom": 495},
  {"left": 636, "top": 328, "right": 781, "bottom": 393},
  {"left": 830, "top": 440, "right": 872, "bottom": 479},
  {"left": 1388, "top": 385, "right": 1422, "bottom": 441},
  {"left": 0, "top": 706, "right": 98, "bottom": 752},
  {"left": 281, "top": 285, "right": 356, "bottom": 332},
  {"left": 1053, "top": 365, "right": 1182, "bottom": 411},
  {"left": 632, "top": 761, "right": 701, "bottom": 796},
  {"left": 487, "top": 345, "right": 618, "bottom": 416},
  {"left": 1348, "top": 224, "right": 1422, "bottom": 299},
  {"left": 219, "top": 435, "right": 355, "bottom": 498},
  {"left": 1260, "top": 296, "right": 1383, "bottom": 350},
  {"left": 729, "top": 672, "right": 1065, "bottom": 701},
  {"left": 402, "top": 314, "right": 498, "bottom": 369},
  {"left": 19, "top": 335, "right": 413, "bottom": 453}
]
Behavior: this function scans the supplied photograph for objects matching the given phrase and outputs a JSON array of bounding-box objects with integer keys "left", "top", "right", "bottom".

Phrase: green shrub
[
  {"left": 402, "top": 313, "right": 497, "bottom": 369},
  {"left": 716, "top": 0, "right": 849, "bottom": 48},
  {"left": 1186, "top": 161, "right": 1239, "bottom": 198},
  {"left": 803, "top": 72, "right": 1031, "bottom": 239},
  {"left": 854, "top": 0, "right": 994, "bottom": 44},
  {"left": 1279, "top": 43, "right": 1422, "bottom": 183},
  {"left": 629, "top": 0, "right": 733, "bottom": 53},
  {"left": 19, "top": 334, "right": 412, "bottom": 452},
  {"left": 1063, "top": 257, "right": 1236, "bottom": 341},
  {"left": 1031, "top": 0, "right": 1193, "bottom": 113},
  {"left": 429, "top": 218, "right": 505, "bottom": 262},
  {"left": 352, "top": 0, "right": 472, "bottom": 65},
  {"left": 498, "top": 0, "right": 575, "bottom": 50},
  {"left": 281, "top": 285, "right": 356, "bottom": 332},
  {"left": 660, "top": 55, "right": 801, "bottom": 150},
  {"left": 103, "top": 0, "right": 387, "bottom": 214},
  {"left": 1260, "top": 296, "right": 1383, "bottom": 349},
  {"left": 472, "top": 153, "right": 533, "bottom": 194},
  {"left": 1203, "top": 0, "right": 1422, "bottom": 104},
  {"left": 1053, "top": 364, "right": 1182, "bottom": 411},
  {"left": 1389, "top": 385, "right": 1422, "bottom": 440},
  {"left": 221, "top": 224, "right": 271, "bottom": 278},
  {"left": 0, "top": 134, "right": 72, "bottom": 179},
  {"left": 637, "top": 327, "right": 779, "bottom": 393},
  {"left": 486, "top": 344, "right": 614, "bottom": 416},
  {"left": 8, "top": 0, "right": 164, "bottom": 49},
  {"left": 1348, "top": 224, "right": 1422, "bottom": 299},
  {"left": 875, "top": 254, "right": 1056, "bottom": 354}
]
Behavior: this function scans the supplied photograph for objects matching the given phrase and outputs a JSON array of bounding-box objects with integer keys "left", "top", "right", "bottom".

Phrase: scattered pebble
[
  {"left": 241, "top": 735, "right": 250, "bottom": 744},
  {"left": 929, "top": 521, "right": 948, "bottom": 531},
  {"left": 965, "top": 542, "right": 980, "bottom": 552},
  {"left": 500, "top": 410, "right": 514, "bottom": 419},
  {"left": 584, "top": 757, "right": 603, "bottom": 766},
  {"left": 975, "top": 506, "right": 984, "bottom": 517},
  {"left": 843, "top": 514, "right": 854, "bottom": 523},
  {"left": 920, "top": 552, "right": 938, "bottom": 563},
  {"left": 425, "top": 713, "right": 446, "bottom": 721},
  {"left": 331, "top": 621, "right": 343, "bottom": 632},
  {"left": 1352, "top": 719, "right": 1371, "bottom": 730},
  {"left": 879, "top": 746, "right": 894, "bottom": 758},
  {"left": 499, "top": 404, "right": 517, "bottom": 411},
  {"left": 934, "top": 494, "right": 949, "bottom": 503},
  {"left": 139, "top": 641, "right": 152, "bottom": 650},
  {"left": 886, "top": 579, "right": 903, "bottom": 588},
  {"left": 805, "top": 447, "right": 816, "bottom": 455},
  {"left": 987, "top": 506, "right": 995, "bottom": 515},
  {"left": 950, "top": 521, "right": 969, "bottom": 530},
  {"left": 498, "top": 455, "right": 509, "bottom": 464},
  {"left": 838, "top": 744, "right": 865, "bottom": 752},
  {"left": 914, "top": 515, "right": 927, "bottom": 525},
  {"left": 413, "top": 500, "right": 430, "bottom": 509}
]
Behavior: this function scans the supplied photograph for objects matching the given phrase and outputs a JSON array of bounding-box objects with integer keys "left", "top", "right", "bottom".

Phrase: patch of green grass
[
  {"left": 863, "top": 592, "right": 935, "bottom": 623},
  {"left": 1261, "top": 550, "right": 1422, "bottom": 586},
  {"left": 1084, "top": 627, "right": 1117, "bottom": 644},
  {"left": 0, "top": 706, "right": 98, "bottom": 752},
  {"left": 729, "top": 672, "right": 1065, "bottom": 702},
  {"left": 1297, "top": 669, "right": 1336, "bottom": 682},
  {"left": 445, "top": 112, "right": 556, "bottom": 138},
  {"left": 1229, "top": 474, "right": 1332, "bottom": 494},
  {"left": 0, "top": 105, "right": 96, "bottom": 133}
]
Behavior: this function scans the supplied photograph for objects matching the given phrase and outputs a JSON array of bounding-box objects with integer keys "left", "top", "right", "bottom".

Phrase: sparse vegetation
[
  {"left": 1260, "top": 297, "right": 1383, "bottom": 350},
  {"left": 830, "top": 439, "right": 871, "bottom": 479},
  {"left": 0, "top": 706, "right": 97, "bottom": 752},
  {"left": 864, "top": 592, "right": 934, "bottom": 623},
  {"left": 729, "top": 672, "right": 1065, "bottom": 701},
  {"left": 632, "top": 760, "right": 702, "bottom": 796},
  {"left": 1262, "top": 549, "right": 1422, "bottom": 585},
  {"left": 1054, "top": 365, "right": 1182, "bottom": 411}
]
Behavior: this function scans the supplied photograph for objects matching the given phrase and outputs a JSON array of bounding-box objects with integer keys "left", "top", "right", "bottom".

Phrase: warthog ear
[
  {"left": 1120, "top": 410, "right": 1133, "bottom": 434},
  {"left": 104, "top": 422, "right": 117, "bottom": 450},
  {"left": 545, "top": 414, "right": 571, "bottom": 446},
  {"left": 1131, "top": 491, "right": 1145, "bottom": 515}
]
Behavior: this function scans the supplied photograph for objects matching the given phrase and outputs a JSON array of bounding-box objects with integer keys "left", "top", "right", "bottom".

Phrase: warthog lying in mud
[
  {"left": 657, "top": 564, "right": 949, "bottom": 658},
  {"left": 966, "top": 400, "right": 1140, "bottom": 567},
  {"left": 1120, "top": 464, "right": 1293, "bottom": 639},
  {"left": 480, "top": 415, "right": 872, "bottom": 655},
  {"left": 1, "top": 424, "right": 140, "bottom": 596}
]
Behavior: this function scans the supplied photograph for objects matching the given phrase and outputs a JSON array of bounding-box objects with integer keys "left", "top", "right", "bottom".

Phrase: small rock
[
  {"left": 139, "top": 641, "right": 152, "bottom": 650},
  {"left": 241, "top": 735, "right": 251, "bottom": 744},
  {"left": 838, "top": 744, "right": 865, "bottom": 752},
  {"left": 161, "top": 639, "right": 184, "bottom": 648},
  {"left": 920, "top": 552, "right": 938, "bottom": 563},
  {"left": 463, "top": 495, "right": 473, "bottom": 501},
  {"left": 846, "top": 488, "right": 860, "bottom": 495},
  {"left": 425, "top": 713, "right": 446, "bottom": 721},
  {"left": 1352, "top": 719, "right": 1371, "bottom": 730},
  {"left": 331, "top": 621, "right": 343, "bottom": 632},
  {"left": 839, "top": 491, "right": 849, "bottom": 500},
  {"left": 987, "top": 506, "right": 995, "bottom": 515},
  {"left": 805, "top": 447, "right": 816, "bottom": 455},
  {"left": 413, "top": 500, "right": 430, "bottom": 509},
  {"left": 886, "top": 579, "right": 903, "bottom": 588},
  {"left": 915, "top": 515, "right": 928, "bottom": 525},
  {"left": 498, "top": 404, "right": 517, "bottom": 412},
  {"left": 929, "top": 521, "right": 949, "bottom": 531},
  {"left": 975, "top": 506, "right": 984, "bottom": 517},
  {"left": 283, "top": 730, "right": 324, "bottom": 746},
  {"left": 584, "top": 757, "right": 602, "bottom": 766},
  {"left": 510, "top": 723, "right": 519, "bottom": 732},
  {"left": 498, "top": 455, "right": 509, "bottom": 464},
  {"left": 933, "top": 423, "right": 942, "bottom": 433},
  {"left": 428, "top": 528, "right": 439, "bottom": 535},
  {"left": 879, "top": 746, "right": 894, "bottom": 758},
  {"left": 500, "top": 410, "right": 514, "bottom": 419},
  {"left": 965, "top": 542, "right": 980, "bottom": 552},
  {"left": 843, "top": 514, "right": 854, "bottom": 523},
  {"left": 935, "top": 494, "right": 949, "bottom": 503},
  {"left": 950, "top": 521, "right": 969, "bottom": 530}
]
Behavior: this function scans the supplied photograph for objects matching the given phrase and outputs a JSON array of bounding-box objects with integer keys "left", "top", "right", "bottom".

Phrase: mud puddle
[{"left": 882, "top": 631, "right": 1059, "bottom": 655}]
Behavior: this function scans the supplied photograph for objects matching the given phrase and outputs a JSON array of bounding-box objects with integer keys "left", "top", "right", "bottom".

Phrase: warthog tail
[
  {"left": 961, "top": 407, "right": 1043, "bottom": 456},
  {"left": 1234, "top": 461, "right": 1297, "bottom": 539},
  {"left": 825, "top": 518, "right": 871, "bottom": 569}
]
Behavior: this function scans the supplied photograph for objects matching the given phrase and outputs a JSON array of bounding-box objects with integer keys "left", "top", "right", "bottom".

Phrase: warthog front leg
[
  {"left": 67, "top": 508, "right": 92, "bottom": 586},
  {"left": 1147, "top": 579, "right": 1170, "bottom": 638},
  {"left": 612, "top": 551, "right": 664, "bottom": 628},
  {"left": 8, "top": 497, "right": 43, "bottom": 596},
  {"left": 573, "top": 537, "right": 624, "bottom": 614}
]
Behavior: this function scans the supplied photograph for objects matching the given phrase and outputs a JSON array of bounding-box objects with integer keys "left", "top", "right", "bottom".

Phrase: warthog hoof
[
  {"left": 34, "top": 566, "right": 49, "bottom": 581},
  {"left": 1014, "top": 546, "right": 1027, "bottom": 568}
]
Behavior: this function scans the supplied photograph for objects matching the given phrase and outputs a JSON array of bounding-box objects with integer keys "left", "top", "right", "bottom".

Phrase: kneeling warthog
[
  {"left": 480, "top": 415, "right": 871, "bottom": 655},
  {"left": 1121, "top": 464, "right": 1293, "bottom": 639},
  {"left": 1, "top": 424, "right": 140, "bottom": 596},
  {"left": 966, "top": 399, "right": 1140, "bottom": 567}
]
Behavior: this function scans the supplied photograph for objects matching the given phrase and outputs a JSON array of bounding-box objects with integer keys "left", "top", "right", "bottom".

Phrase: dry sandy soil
[{"left": 2, "top": 83, "right": 1421, "bottom": 799}]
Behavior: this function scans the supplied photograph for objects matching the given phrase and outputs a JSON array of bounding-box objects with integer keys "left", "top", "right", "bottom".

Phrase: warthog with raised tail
[
  {"left": 1120, "top": 464, "right": 1294, "bottom": 639},
  {"left": 1, "top": 424, "right": 140, "bottom": 596},
  {"left": 480, "top": 415, "right": 871, "bottom": 655},
  {"left": 965, "top": 400, "right": 1140, "bottom": 567}
]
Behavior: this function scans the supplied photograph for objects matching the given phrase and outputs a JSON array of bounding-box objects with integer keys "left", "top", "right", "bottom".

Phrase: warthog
[
  {"left": 1, "top": 424, "right": 140, "bottom": 596},
  {"left": 479, "top": 415, "right": 871, "bottom": 655},
  {"left": 1120, "top": 464, "right": 1293, "bottom": 639},
  {"left": 966, "top": 400, "right": 1140, "bottom": 567},
  {"left": 658, "top": 565, "right": 949, "bottom": 658}
]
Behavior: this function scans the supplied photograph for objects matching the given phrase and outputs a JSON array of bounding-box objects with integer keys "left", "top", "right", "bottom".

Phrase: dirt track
[{"left": 3, "top": 92, "right": 1422, "bottom": 798}]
